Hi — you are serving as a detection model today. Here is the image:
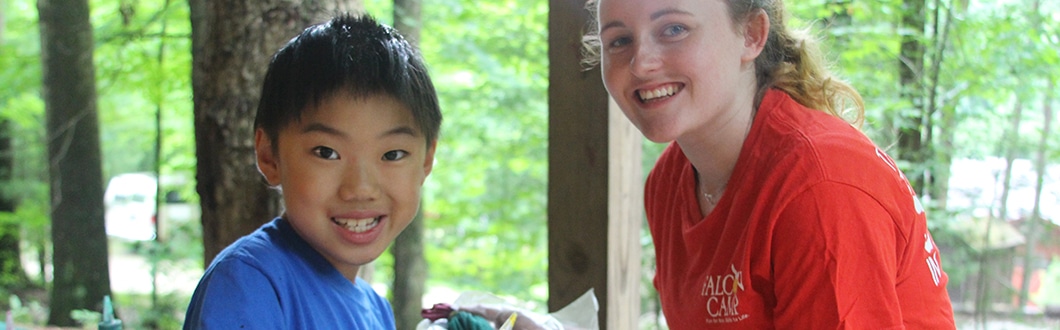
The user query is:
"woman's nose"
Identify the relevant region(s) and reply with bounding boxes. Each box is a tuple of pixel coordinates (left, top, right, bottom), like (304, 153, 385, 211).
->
(630, 42, 662, 78)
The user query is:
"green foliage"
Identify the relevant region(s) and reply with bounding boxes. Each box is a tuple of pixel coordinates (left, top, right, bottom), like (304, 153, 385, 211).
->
(365, 0, 551, 304)
(69, 308, 101, 329)
(113, 291, 189, 329)
(1034, 257, 1060, 307)
(90, 0, 196, 179)
(3, 294, 48, 326)
(2, 0, 197, 326)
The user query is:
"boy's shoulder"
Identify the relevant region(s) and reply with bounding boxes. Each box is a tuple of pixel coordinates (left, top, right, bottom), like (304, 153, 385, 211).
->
(207, 218, 289, 268)
(186, 217, 396, 329)
(204, 217, 343, 284)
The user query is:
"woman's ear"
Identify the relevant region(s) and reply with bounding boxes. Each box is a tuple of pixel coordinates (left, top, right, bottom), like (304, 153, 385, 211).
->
(255, 129, 282, 186)
(741, 9, 770, 62)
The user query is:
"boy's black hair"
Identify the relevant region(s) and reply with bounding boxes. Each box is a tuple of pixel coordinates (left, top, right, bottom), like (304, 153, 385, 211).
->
(255, 13, 442, 145)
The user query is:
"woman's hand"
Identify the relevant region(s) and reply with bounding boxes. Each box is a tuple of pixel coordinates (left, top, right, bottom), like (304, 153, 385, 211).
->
(458, 305, 551, 330)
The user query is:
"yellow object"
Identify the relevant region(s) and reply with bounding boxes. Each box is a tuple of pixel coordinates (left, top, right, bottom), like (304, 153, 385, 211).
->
(498, 313, 518, 330)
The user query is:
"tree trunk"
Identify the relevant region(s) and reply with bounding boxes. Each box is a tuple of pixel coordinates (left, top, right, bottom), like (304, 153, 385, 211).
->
(925, 0, 956, 206)
(188, 0, 362, 265)
(1018, 79, 1053, 311)
(897, 0, 927, 195)
(391, 210, 426, 329)
(0, 119, 30, 290)
(389, 2, 427, 328)
(997, 99, 1023, 222)
(1018, 0, 1050, 312)
(38, 0, 111, 325)
(975, 98, 1022, 327)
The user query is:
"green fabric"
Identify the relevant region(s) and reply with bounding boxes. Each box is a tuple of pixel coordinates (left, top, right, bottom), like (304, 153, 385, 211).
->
(447, 311, 494, 330)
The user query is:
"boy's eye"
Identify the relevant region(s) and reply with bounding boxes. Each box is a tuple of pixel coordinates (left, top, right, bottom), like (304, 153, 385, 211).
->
(313, 146, 340, 160)
(383, 150, 409, 161)
(662, 24, 687, 37)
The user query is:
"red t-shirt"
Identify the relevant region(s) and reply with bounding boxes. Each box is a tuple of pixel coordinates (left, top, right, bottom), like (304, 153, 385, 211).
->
(645, 90, 956, 329)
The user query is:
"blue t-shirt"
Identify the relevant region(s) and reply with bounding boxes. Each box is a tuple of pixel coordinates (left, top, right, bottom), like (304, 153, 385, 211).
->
(183, 217, 395, 329)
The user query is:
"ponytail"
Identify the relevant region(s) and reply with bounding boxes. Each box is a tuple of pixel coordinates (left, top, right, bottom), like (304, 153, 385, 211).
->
(748, 0, 864, 127)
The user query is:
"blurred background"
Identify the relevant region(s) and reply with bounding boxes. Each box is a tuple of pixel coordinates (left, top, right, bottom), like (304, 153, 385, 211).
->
(1, 0, 1059, 329)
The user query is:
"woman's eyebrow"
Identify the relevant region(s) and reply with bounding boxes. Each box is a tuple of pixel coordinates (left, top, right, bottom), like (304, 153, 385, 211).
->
(651, 8, 693, 21)
(600, 20, 626, 34)
(600, 7, 693, 34)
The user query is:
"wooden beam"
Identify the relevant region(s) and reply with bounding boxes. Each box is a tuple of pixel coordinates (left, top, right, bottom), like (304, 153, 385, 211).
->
(607, 98, 643, 328)
(548, 1, 642, 328)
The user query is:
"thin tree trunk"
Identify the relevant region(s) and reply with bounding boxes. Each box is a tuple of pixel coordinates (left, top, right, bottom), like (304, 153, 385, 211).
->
(976, 97, 1023, 328)
(1017, 0, 1051, 313)
(148, 3, 170, 324)
(1018, 79, 1053, 311)
(925, 0, 956, 206)
(188, 0, 362, 265)
(0, 119, 30, 290)
(390, 1, 427, 328)
(898, 0, 928, 195)
(38, 0, 111, 325)
(997, 99, 1023, 222)
(392, 210, 426, 329)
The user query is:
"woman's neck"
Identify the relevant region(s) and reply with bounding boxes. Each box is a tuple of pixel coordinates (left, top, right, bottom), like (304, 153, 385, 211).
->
(677, 94, 756, 204)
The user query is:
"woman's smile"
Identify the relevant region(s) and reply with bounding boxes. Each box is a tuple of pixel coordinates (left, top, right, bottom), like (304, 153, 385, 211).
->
(638, 82, 684, 104)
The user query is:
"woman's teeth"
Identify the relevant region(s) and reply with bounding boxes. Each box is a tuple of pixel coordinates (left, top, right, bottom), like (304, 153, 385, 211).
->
(332, 217, 380, 233)
(638, 85, 679, 102)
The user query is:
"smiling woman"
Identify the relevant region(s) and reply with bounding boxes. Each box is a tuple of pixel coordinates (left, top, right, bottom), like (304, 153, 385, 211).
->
(582, 0, 957, 328)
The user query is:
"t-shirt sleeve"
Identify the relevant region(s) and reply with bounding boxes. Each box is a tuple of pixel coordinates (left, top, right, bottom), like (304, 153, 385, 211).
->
(184, 258, 285, 329)
(770, 181, 906, 329)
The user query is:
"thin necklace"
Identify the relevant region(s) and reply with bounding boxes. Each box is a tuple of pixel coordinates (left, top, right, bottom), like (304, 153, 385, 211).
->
(696, 171, 727, 206)
(702, 184, 726, 206)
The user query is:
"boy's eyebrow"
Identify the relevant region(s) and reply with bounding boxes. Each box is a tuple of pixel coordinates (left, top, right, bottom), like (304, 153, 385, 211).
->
(382, 126, 420, 138)
(302, 123, 347, 137)
(302, 123, 420, 138)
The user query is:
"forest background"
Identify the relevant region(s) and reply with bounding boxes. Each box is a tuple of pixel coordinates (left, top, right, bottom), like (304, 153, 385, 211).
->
(1, 0, 1059, 329)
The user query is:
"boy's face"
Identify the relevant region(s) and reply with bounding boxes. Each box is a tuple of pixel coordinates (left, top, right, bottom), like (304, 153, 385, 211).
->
(255, 93, 435, 281)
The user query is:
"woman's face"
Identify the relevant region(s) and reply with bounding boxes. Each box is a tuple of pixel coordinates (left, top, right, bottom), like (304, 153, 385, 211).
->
(598, 0, 760, 143)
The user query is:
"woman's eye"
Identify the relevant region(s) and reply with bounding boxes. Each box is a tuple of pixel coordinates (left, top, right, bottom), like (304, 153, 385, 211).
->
(606, 36, 631, 50)
(662, 24, 687, 37)
(383, 150, 409, 161)
(313, 146, 340, 160)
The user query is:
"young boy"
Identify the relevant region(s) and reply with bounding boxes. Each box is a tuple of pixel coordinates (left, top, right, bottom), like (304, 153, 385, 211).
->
(183, 13, 441, 329)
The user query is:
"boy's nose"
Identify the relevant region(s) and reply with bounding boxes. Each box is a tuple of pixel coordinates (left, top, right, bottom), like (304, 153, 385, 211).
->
(339, 161, 379, 201)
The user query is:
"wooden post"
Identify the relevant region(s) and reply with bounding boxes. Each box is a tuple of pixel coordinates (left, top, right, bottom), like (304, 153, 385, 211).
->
(548, 1, 642, 328)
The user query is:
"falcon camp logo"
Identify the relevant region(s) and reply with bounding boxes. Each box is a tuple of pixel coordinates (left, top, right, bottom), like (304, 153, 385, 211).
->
(700, 264, 750, 324)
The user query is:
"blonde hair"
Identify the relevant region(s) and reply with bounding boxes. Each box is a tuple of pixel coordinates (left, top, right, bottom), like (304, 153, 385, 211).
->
(582, 0, 865, 128)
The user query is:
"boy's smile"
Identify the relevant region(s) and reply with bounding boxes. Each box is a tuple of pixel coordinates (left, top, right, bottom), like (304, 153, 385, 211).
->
(332, 215, 380, 233)
(255, 92, 435, 281)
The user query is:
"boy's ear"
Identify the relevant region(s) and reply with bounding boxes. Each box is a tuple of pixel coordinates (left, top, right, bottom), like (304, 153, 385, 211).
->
(741, 8, 770, 63)
(255, 129, 282, 186)
(421, 140, 437, 182)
